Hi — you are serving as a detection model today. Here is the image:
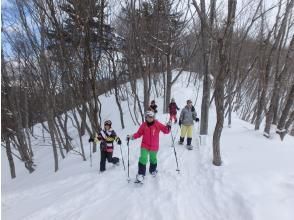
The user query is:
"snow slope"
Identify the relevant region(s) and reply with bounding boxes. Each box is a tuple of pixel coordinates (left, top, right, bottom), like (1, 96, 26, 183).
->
(2, 72, 294, 220)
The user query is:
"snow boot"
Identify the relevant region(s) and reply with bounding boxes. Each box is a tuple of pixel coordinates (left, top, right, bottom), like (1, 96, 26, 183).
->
(187, 137, 192, 146)
(112, 157, 120, 166)
(186, 138, 193, 150)
(138, 162, 146, 176)
(149, 163, 158, 177)
(178, 137, 184, 145)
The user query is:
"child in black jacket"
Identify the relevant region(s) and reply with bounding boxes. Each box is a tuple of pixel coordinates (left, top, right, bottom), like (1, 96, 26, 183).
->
(89, 120, 121, 172)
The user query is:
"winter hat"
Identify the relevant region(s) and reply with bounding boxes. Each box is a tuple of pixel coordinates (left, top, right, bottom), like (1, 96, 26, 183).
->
(151, 100, 155, 104)
(104, 120, 112, 126)
(171, 98, 175, 102)
(145, 110, 155, 118)
(187, 99, 192, 104)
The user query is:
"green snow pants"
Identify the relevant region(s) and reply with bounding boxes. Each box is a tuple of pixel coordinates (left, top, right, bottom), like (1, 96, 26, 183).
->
(139, 148, 157, 165)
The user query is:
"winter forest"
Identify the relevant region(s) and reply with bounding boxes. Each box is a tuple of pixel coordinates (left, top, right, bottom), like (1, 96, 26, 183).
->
(1, 0, 294, 219)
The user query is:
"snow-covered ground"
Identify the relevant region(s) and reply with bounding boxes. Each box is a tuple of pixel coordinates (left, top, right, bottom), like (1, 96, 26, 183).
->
(2, 72, 294, 220)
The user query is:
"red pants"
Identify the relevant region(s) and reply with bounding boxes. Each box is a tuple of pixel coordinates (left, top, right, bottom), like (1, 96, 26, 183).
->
(169, 114, 177, 122)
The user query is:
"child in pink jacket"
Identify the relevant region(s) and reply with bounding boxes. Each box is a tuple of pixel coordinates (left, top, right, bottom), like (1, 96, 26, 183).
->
(127, 111, 171, 183)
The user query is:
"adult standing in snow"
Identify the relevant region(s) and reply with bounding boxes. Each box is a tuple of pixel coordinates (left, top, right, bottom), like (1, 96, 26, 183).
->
(127, 111, 171, 183)
(89, 120, 122, 172)
(168, 98, 180, 123)
(149, 100, 158, 113)
(178, 100, 199, 148)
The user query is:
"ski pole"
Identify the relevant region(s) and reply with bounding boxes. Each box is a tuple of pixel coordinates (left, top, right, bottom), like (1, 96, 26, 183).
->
(127, 138, 130, 182)
(90, 142, 93, 167)
(197, 120, 201, 146)
(170, 126, 180, 173)
(119, 143, 126, 170)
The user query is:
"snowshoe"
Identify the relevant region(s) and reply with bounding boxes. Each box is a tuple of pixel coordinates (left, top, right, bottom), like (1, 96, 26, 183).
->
(186, 145, 193, 150)
(150, 170, 158, 177)
(134, 174, 144, 184)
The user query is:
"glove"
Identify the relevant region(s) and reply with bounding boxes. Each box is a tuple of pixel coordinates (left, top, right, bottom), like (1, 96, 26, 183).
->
(88, 137, 94, 143)
(166, 121, 172, 130)
(117, 138, 122, 145)
(195, 118, 199, 122)
(179, 120, 182, 127)
(126, 135, 133, 141)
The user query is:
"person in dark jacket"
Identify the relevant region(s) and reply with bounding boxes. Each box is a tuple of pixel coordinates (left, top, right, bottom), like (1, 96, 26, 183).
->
(168, 98, 180, 123)
(89, 120, 121, 172)
(149, 100, 158, 113)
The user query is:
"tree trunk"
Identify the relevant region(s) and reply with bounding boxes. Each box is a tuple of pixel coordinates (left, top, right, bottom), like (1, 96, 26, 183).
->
(192, 0, 214, 139)
(278, 111, 294, 140)
(263, 79, 279, 137)
(276, 85, 294, 138)
(165, 54, 172, 113)
(112, 56, 125, 129)
(143, 72, 150, 112)
(213, 81, 224, 166)
(264, 34, 294, 137)
(255, 83, 267, 130)
(47, 113, 59, 172)
(5, 138, 16, 179)
(80, 104, 87, 136)
(212, 0, 236, 166)
(72, 109, 86, 161)
(53, 121, 65, 159)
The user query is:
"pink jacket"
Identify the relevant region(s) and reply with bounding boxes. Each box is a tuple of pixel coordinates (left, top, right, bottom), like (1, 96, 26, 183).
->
(133, 120, 170, 151)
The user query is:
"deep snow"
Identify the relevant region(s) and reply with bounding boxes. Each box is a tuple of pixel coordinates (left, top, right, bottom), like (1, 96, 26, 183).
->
(2, 72, 294, 220)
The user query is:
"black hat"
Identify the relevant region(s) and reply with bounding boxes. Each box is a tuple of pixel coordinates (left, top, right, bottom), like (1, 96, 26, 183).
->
(104, 120, 112, 126)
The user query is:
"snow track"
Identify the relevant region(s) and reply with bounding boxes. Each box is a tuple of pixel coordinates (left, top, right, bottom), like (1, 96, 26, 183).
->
(3, 126, 252, 220)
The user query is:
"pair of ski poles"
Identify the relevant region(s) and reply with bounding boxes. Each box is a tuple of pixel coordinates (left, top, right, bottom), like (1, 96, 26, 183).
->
(166, 114, 181, 174)
(119, 138, 130, 182)
(165, 114, 181, 174)
(170, 119, 200, 173)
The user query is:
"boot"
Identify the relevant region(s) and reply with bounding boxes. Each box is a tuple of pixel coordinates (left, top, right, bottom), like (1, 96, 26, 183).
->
(112, 157, 120, 166)
(187, 137, 192, 146)
(187, 137, 193, 150)
(178, 137, 184, 145)
(149, 163, 157, 175)
(138, 162, 146, 176)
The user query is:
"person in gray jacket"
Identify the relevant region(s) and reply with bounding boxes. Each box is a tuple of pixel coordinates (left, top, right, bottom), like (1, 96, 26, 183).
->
(178, 100, 199, 148)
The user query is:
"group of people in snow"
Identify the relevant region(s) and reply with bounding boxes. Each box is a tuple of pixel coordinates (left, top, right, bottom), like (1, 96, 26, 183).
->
(89, 98, 199, 182)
